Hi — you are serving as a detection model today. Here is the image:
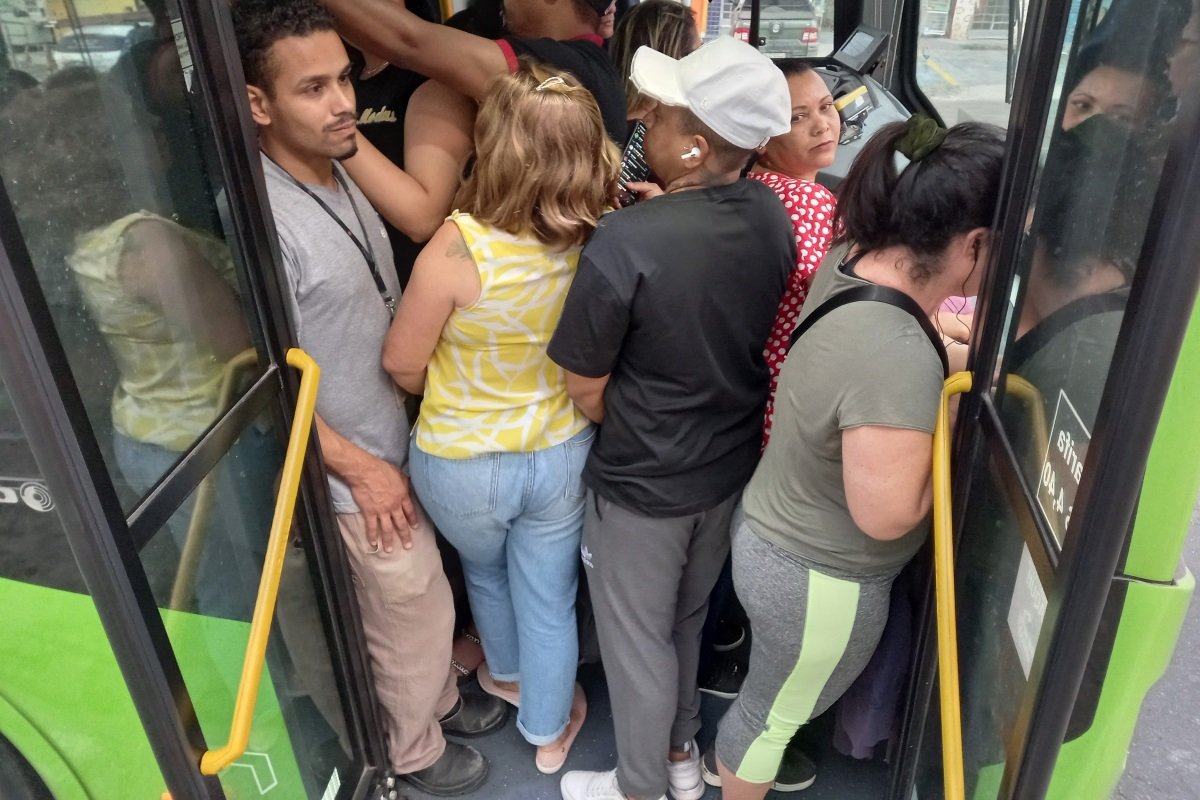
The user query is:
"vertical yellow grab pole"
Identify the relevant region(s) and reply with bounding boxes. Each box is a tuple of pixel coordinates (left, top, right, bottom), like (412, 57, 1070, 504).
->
(933, 371, 973, 800)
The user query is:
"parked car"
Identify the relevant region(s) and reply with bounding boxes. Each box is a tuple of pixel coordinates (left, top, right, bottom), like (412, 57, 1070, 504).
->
(735, 0, 822, 58)
(54, 24, 152, 73)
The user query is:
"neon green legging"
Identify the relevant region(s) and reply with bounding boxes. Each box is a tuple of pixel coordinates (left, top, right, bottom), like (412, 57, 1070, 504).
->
(715, 523, 896, 782)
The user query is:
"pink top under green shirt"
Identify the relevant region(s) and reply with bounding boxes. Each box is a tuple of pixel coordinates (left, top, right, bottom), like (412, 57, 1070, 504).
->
(749, 170, 838, 445)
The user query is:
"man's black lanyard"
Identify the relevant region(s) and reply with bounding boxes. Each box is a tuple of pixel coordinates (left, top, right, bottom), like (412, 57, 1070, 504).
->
(264, 153, 396, 318)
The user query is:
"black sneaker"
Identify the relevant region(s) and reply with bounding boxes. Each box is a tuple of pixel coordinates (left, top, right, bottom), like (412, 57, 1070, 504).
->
(774, 746, 817, 792)
(438, 693, 508, 737)
(712, 617, 746, 653)
(402, 741, 488, 796)
(700, 745, 816, 792)
(698, 655, 745, 699)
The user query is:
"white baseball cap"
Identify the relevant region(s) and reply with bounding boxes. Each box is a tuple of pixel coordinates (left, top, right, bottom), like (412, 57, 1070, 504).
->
(630, 36, 792, 150)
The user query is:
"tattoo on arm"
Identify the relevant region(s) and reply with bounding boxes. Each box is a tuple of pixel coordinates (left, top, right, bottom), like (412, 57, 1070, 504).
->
(445, 233, 472, 260)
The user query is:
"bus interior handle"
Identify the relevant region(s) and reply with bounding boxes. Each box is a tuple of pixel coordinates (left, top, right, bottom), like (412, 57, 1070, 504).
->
(934, 371, 973, 800)
(198, 348, 321, 776)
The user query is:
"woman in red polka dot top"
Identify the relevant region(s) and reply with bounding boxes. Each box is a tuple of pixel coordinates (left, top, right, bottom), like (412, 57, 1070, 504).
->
(749, 59, 841, 444)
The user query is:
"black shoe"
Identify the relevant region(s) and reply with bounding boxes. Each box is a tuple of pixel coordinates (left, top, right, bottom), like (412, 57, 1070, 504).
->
(774, 745, 817, 792)
(402, 741, 488, 796)
(698, 655, 746, 699)
(700, 745, 816, 792)
(712, 617, 746, 653)
(439, 692, 508, 737)
(700, 747, 721, 787)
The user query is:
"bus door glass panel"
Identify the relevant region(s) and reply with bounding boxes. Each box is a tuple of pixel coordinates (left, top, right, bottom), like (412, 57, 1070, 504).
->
(0, 0, 266, 514)
(149, 421, 355, 800)
(0, 2, 360, 797)
(0, 371, 169, 799)
(911, 0, 1194, 795)
(995, 0, 1185, 547)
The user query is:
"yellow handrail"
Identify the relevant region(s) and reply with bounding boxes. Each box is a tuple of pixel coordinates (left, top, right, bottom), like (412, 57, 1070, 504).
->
(933, 370, 972, 800)
(200, 348, 320, 775)
(170, 348, 260, 611)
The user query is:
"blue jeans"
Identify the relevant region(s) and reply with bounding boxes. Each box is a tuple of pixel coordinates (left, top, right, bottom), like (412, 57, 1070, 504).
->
(410, 426, 593, 745)
(114, 426, 277, 620)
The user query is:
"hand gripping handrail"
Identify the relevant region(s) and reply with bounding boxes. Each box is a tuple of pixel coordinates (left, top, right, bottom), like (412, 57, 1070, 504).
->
(199, 348, 320, 775)
(933, 371, 972, 800)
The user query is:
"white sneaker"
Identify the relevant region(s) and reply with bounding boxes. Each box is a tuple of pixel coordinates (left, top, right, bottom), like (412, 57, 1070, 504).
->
(666, 740, 704, 800)
(560, 769, 667, 800)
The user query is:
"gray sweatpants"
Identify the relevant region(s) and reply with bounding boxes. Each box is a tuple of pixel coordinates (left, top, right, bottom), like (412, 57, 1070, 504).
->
(583, 488, 740, 799)
(715, 518, 896, 783)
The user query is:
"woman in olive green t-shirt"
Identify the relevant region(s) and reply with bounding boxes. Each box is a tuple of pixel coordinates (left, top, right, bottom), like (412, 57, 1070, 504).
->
(705, 117, 1006, 800)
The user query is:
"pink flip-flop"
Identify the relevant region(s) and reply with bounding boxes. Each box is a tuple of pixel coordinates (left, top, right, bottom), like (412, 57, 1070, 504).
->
(477, 661, 521, 707)
(535, 684, 587, 775)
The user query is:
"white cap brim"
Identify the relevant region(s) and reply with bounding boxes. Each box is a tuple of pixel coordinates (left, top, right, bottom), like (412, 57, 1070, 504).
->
(630, 46, 688, 107)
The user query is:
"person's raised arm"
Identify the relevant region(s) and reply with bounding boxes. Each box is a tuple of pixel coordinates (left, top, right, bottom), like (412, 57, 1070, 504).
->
(323, 0, 508, 100)
(382, 219, 481, 394)
(842, 425, 934, 541)
(341, 80, 475, 242)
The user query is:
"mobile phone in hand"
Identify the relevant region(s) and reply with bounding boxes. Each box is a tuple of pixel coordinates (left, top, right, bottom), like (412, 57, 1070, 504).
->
(618, 120, 651, 207)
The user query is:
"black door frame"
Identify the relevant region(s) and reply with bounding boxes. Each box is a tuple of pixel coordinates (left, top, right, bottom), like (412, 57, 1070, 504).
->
(890, 0, 1200, 796)
(0, 0, 394, 796)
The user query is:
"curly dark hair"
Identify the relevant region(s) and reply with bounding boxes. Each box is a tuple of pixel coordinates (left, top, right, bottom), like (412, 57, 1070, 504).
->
(833, 120, 1006, 283)
(231, 0, 336, 94)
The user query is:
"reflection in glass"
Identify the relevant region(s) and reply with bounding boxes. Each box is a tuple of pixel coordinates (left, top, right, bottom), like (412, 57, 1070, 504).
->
(0, 377, 174, 797)
(149, 423, 354, 799)
(0, 1, 261, 513)
(1057, 5, 1184, 133)
(992, 0, 1191, 545)
(1003, 118, 1162, 542)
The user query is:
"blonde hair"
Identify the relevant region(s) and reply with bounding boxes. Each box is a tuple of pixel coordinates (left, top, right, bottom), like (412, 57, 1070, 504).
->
(454, 60, 620, 250)
(610, 0, 698, 114)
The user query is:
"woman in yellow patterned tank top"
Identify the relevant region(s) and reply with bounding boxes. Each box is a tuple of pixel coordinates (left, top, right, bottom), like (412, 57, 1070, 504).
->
(383, 61, 619, 774)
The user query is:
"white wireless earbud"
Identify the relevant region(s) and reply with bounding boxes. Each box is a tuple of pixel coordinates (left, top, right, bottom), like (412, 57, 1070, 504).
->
(681, 146, 701, 160)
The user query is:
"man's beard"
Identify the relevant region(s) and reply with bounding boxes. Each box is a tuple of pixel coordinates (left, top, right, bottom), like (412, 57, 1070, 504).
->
(335, 141, 360, 161)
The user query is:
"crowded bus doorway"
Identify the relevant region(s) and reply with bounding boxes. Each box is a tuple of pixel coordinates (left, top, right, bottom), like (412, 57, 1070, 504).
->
(0, 0, 1197, 798)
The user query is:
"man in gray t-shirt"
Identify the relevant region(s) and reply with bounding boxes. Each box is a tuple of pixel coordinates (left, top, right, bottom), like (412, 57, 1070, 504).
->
(234, 1, 503, 795)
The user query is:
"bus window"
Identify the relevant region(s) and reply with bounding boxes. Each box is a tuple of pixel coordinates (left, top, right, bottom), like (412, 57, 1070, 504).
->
(914, 0, 1032, 126)
(996, 0, 1189, 546)
(0, 0, 268, 515)
(712, 0, 837, 58)
(0, 371, 169, 799)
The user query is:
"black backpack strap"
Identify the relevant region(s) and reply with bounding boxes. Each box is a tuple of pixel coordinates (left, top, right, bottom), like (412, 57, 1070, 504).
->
(1008, 290, 1128, 370)
(788, 285, 950, 377)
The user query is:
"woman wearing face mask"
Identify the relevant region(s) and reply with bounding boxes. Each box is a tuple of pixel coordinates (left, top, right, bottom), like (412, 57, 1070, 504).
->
(749, 59, 841, 444)
(702, 117, 1006, 800)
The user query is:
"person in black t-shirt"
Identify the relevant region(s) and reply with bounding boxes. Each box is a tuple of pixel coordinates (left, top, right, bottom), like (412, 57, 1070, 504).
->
(546, 38, 794, 800)
(346, 50, 474, 288)
(345, 0, 444, 286)
(322, 0, 627, 143)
